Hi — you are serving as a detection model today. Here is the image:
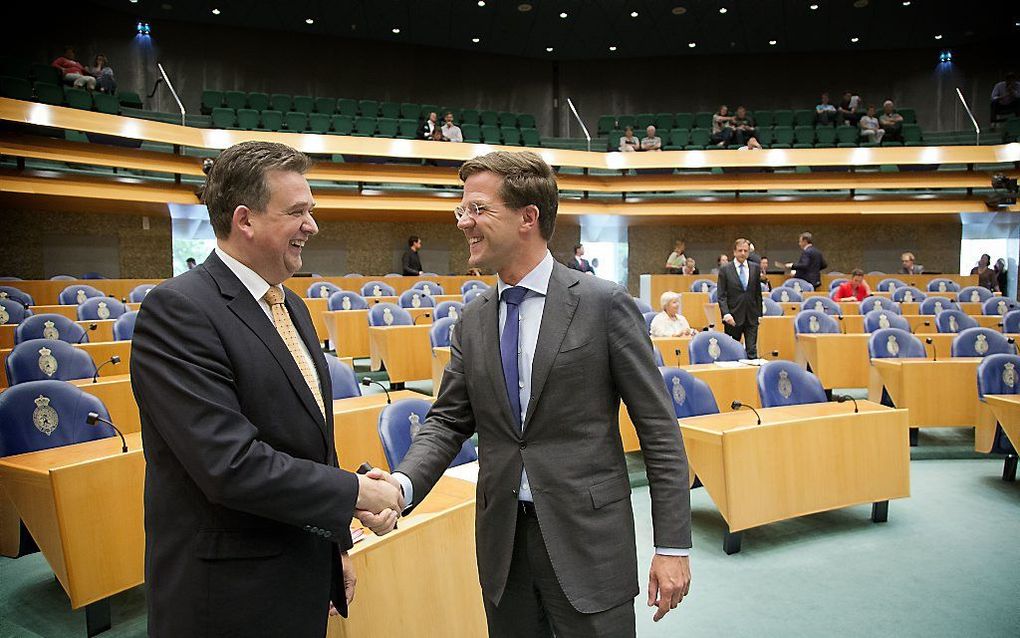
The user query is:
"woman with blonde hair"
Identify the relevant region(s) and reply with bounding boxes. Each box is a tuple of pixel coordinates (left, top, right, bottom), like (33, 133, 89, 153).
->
(650, 291, 697, 337)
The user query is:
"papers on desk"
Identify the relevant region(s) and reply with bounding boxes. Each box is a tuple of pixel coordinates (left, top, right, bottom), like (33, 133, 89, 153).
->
(443, 460, 479, 484)
(738, 358, 769, 366)
(350, 526, 366, 544)
(713, 361, 746, 368)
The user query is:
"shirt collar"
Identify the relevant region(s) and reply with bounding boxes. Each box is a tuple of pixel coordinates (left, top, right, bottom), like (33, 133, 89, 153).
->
(497, 251, 554, 299)
(215, 245, 280, 304)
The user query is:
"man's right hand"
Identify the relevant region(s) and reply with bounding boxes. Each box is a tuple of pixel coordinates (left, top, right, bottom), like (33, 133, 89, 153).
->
(356, 472, 404, 514)
(723, 313, 736, 326)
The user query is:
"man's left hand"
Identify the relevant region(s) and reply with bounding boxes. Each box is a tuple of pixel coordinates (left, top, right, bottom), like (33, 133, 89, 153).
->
(647, 554, 691, 622)
(342, 550, 356, 606)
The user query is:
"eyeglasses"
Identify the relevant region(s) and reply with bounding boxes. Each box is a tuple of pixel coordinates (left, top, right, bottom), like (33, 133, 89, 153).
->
(454, 201, 501, 221)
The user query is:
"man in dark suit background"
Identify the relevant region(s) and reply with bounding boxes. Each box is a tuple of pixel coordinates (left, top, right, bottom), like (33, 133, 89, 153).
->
(566, 242, 596, 274)
(786, 231, 827, 288)
(131, 141, 403, 637)
(401, 235, 424, 275)
(717, 237, 763, 358)
(360, 150, 692, 636)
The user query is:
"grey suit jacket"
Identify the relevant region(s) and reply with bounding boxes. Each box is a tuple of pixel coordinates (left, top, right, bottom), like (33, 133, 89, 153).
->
(397, 261, 691, 613)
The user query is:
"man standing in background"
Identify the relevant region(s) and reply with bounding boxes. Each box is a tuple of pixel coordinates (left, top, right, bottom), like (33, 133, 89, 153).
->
(787, 231, 827, 288)
(718, 238, 762, 358)
(566, 243, 596, 275)
(402, 235, 424, 276)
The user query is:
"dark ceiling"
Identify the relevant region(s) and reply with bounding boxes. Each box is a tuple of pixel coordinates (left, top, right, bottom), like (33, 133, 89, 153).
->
(88, 0, 1020, 61)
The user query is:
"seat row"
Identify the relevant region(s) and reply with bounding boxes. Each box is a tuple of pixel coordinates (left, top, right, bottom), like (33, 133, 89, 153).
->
(598, 108, 919, 135)
(609, 124, 923, 150)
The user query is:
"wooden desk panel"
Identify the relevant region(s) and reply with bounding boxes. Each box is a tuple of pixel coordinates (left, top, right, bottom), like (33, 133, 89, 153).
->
(432, 346, 451, 395)
(9, 279, 162, 306)
(868, 358, 982, 427)
(69, 374, 140, 435)
(368, 326, 433, 383)
(796, 334, 871, 389)
(652, 336, 692, 368)
(979, 395, 1020, 454)
(680, 293, 711, 330)
(323, 310, 370, 359)
(304, 298, 329, 343)
(759, 316, 796, 360)
(333, 390, 424, 472)
(29, 305, 78, 320)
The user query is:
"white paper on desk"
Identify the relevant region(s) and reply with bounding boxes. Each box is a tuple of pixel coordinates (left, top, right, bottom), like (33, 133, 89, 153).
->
(443, 460, 479, 484)
(713, 361, 745, 368)
(738, 358, 769, 366)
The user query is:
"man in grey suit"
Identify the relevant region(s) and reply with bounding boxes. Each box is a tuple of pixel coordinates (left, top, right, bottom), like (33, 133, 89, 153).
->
(361, 151, 691, 636)
(717, 238, 763, 358)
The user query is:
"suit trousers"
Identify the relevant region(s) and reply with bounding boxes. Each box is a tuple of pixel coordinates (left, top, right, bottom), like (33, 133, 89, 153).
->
(483, 505, 636, 638)
(724, 320, 759, 358)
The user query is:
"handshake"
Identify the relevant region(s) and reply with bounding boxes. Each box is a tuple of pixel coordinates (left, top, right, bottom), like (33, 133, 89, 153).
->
(354, 468, 405, 536)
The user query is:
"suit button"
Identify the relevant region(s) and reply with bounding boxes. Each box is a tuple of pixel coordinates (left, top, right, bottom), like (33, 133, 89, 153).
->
(519, 442, 527, 450)
(324, 530, 332, 538)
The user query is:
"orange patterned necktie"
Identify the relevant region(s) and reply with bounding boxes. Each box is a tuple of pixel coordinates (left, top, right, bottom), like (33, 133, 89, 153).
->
(263, 287, 326, 422)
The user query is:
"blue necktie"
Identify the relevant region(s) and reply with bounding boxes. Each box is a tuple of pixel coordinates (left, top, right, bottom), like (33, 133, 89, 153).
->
(500, 286, 528, 428)
(739, 263, 747, 289)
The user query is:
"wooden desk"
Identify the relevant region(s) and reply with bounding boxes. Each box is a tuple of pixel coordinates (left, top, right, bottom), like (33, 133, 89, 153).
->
(652, 336, 692, 368)
(323, 310, 370, 359)
(977, 394, 1020, 455)
(432, 346, 451, 395)
(759, 316, 796, 360)
(0, 317, 119, 351)
(69, 374, 140, 435)
(869, 358, 982, 438)
(304, 297, 329, 343)
(680, 401, 910, 553)
(368, 325, 433, 385)
(796, 334, 870, 389)
(2, 278, 162, 306)
(333, 390, 424, 472)
(0, 432, 145, 635)
(680, 292, 710, 330)
(28, 305, 78, 320)
(0, 339, 129, 389)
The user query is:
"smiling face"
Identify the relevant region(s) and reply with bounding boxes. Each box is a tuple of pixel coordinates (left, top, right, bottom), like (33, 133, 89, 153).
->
(666, 297, 680, 317)
(235, 170, 318, 285)
(457, 172, 531, 273)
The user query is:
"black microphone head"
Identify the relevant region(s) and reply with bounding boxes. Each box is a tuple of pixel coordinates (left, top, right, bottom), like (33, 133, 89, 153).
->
(89, 323, 97, 330)
(111, 355, 121, 364)
(730, 400, 741, 409)
(675, 348, 682, 355)
(771, 350, 779, 357)
(361, 377, 371, 386)
(1009, 338, 1016, 345)
(836, 395, 847, 403)
(925, 337, 933, 344)
(86, 411, 99, 425)
(708, 323, 716, 329)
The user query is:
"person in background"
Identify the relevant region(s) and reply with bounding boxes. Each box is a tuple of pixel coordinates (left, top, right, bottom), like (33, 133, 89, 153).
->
(786, 231, 827, 288)
(730, 106, 758, 147)
(815, 92, 837, 126)
(87, 53, 116, 93)
(681, 257, 699, 276)
(832, 269, 871, 302)
(185, 257, 197, 270)
(51, 46, 96, 90)
(567, 243, 596, 275)
(650, 291, 698, 337)
(641, 125, 662, 151)
(859, 105, 885, 144)
(711, 254, 729, 275)
(430, 126, 446, 142)
(419, 111, 439, 140)
(619, 126, 640, 152)
(402, 235, 424, 276)
(716, 238, 762, 357)
(441, 112, 463, 143)
(971, 254, 998, 291)
(466, 267, 483, 276)
(990, 72, 1020, 125)
(710, 105, 734, 148)
(736, 136, 763, 151)
(759, 256, 772, 292)
(747, 242, 762, 264)
(665, 239, 687, 274)
(837, 91, 861, 127)
(995, 258, 1008, 295)
(900, 252, 922, 275)
(879, 101, 904, 142)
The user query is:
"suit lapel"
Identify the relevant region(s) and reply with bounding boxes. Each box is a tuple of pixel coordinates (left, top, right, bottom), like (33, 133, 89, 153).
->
(477, 286, 521, 436)
(525, 264, 579, 425)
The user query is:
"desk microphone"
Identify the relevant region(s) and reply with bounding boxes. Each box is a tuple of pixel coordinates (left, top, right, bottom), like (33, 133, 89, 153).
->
(92, 355, 121, 383)
(835, 394, 859, 413)
(925, 337, 937, 361)
(910, 320, 931, 335)
(770, 350, 780, 359)
(837, 315, 845, 334)
(1009, 337, 1017, 355)
(730, 400, 761, 425)
(85, 412, 128, 453)
(412, 312, 432, 325)
(361, 377, 392, 404)
(120, 297, 128, 304)
(77, 323, 98, 343)
(674, 348, 683, 367)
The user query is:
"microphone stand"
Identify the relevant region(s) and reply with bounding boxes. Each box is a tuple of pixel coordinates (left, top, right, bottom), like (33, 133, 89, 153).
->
(836, 394, 859, 413)
(730, 400, 762, 425)
(925, 337, 937, 361)
(361, 377, 392, 404)
(92, 355, 121, 383)
(85, 412, 128, 453)
(77, 323, 98, 343)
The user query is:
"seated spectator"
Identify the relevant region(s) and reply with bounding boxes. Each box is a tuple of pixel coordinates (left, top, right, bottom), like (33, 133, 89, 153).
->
(747, 242, 762, 264)
(681, 257, 700, 276)
(990, 72, 1020, 125)
(900, 252, 922, 275)
(418, 111, 439, 140)
(619, 126, 640, 152)
(431, 126, 446, 142)
(87, 53, 116, 93)
(736, 136, 762, 151)
(730, 106, 758, 147)
(466, 267, 483, 276)
(837, 91, 861, 126)
(815, 92, 837, 126)
(879, 101, 904, 141)
(759, 256, 772, 292)
(832, 269, 871, 302)
(995, 258, 1007, 294)
(710, 105, 734, 147)
(971, 254, 998, 291)
(441, 112, 463, 143)
(640, 125, 662, 151)
(665, 239, 687, 274)
(650, 291, 698, 337)
(51, 46, 96, 90)
(858, 105, 884, 144)
(711, 254, 729, 275)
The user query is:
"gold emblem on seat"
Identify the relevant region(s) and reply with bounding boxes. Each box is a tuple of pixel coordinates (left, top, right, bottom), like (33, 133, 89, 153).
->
(813, 301, 824, 312)
(808, 315, 820, 333)
(949, 315, 959, 332)
(341, 296, 352, 311)
(778, 370, 793, 399)
(975, 334, 989, 355)
(874, 299, 883, 310)
(448, 307, 459, 320)
(887, 335, 900, 356)
(792, 282, 802, 293)
(76, 289, 87, 304)
(997, 300, 1008, 315)
(671, 376, 686, 406)
(448, 324, 455, 344)
(38, 347, 58, 377)
(318, 285, 330, 299)
(701, 283, 710, 293)
(0, 305, 8, 325)
(411, 293, 422, 308)
(372, 285, 382, 297)
(43, 320, 59, 340)
(878, 314, 891, 329)
(1003, 363, 1017, 388)
(97, 301, 110, 320)
(707, 337, 721, 360)
(422, 285, 432, 296)
(780, 290, 790, 302)
(382, 307, 394, 326)
(33, 395, 59, 435)
(970, 290, 980, 303)
(904, 290, 914, 303)
(934, 301, 944, 313)
(408, 412, 422, 438)
(938, 281, 948, 293)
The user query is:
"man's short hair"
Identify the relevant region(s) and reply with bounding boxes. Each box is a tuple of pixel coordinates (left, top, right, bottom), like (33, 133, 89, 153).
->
(574, 243, 583, 254)
(203, 141, 311, 240)
(186, 257, 196, 264)
(734, 238, 750, 249)
(408, 235, 420, 247)
(851, 268, 865, 277)
(459, 151, 558, 241)
(901, 252, 914, 261)
(799, 232, 813, 244)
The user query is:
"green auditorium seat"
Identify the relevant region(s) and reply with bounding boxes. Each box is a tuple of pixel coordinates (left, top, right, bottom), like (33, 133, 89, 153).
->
(236, 108, 259, 130)
(439, 106, 455, 119)
(835, 126, 859, 147)
(597, 115, 616, 136)
(481, 124, 502, 143)
(330, 114, 354, 135)
(498, 111, 516, 127)
(480, 110, 499, 126)
(92, 92, 119, 115)
(260, 110, 284, 131)
(771, 126, 794, 149)
(1004, 118, 1020, 143)
(211, 107, 236, 129)
(881, 139, 904, 147)
(201, 90, 224, 114)
(380, 102, 401, 119)
(902, 123, 923, 146)
(607, 129, 623, 151)
(694, 112, 713, 130)
(772, 110, 794, 127)
(517, 113, 536, 129)
(307, 113, 330, 134)
(635, 113, 655, 129)
(687, 129, 711, 149)
(755, 110, 773, 127)
(520, 127, 540, 147)
(400, 102, 420, 119)
(757, 126, 773, 146)
(33, 82, 64, 106)
(0, 76, 32, 101)
(420, 104, 440, 118)
(376, 118, 399, 138)
(270, 93, 291, 113)
(617, 115, 635, 130)
(462, 123, 482, 143)
(315, 97, 337, 114)
(793, 125, 815, 148)
(899, 108, 917, 124)
(64, 87, 92, 110)
(655, 113, 674, 130)
(292, 96, 315, 114)
(285, 111, 308, 131)
(30, 63, 61, 86)
(221, 91, 244, 111)
(501, 126, 521, 145)
(64, 129, 89, 144)
(814, 126, 836, 147)
(673, 113, 694, 130)
(337, 98, 358, 117)
(666, 129, 690, 150)
(460, 109, 480, 125)
(397, 119, 417, 139)
(793, 109, 815, 127)
(353, 116, 376, 136)
(117, 91, 143, 109)
(358, 100, 379, 117)
(247, 92, 269, 111)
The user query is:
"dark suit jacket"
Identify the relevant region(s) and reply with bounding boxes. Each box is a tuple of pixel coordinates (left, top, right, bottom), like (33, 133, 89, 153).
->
(565, 256, 595, 274)
(131, 251, 359, 637)
(792, 244, 828, 287)
(396, 261, 691, 613)
(717, 260, 763, 326)
(401, 249, 423, 276)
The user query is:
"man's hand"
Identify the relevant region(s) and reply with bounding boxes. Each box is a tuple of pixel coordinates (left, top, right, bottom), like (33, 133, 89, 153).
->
(342, 550, 356, 605)
(723, 313, 736, 327)
(356, 508, 399, 536)
(647, 555, 691, 622)
(355, 470, 404, 514)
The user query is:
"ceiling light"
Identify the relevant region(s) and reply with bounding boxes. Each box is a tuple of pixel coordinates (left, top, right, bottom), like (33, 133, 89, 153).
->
(129, 0, 137, 3)
(478, 0, 486, 5)
(688, 42, 696, 48)
(902, 1, 911, 5)
(559, 12, 568, 18)
(211, 8, 220, 15)
(546, 47, 554, 52)
(517, 3, 532, 12)
(853, 0, 868, 7)
(609, 45, 617, 51)
(305, 18, 314, 24)
(392, 28, 400, 34)
(934, 34, 943, 40)
(850, 36, 859, 43)
(809, 3, 818, 9)
(630, 11, 639, 17)
(769, 40, 777, 45)
(472, 37, 480, 43)
(672, 6, 687, 15)
(719, 7, 728, 13)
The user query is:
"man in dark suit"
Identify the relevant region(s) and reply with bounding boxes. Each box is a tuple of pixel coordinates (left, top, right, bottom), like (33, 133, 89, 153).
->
(360, 151, 692, 636)
(786, 231, 827, 288)
(401, 235, 424, 275)
(717, 238, 763, 358)
(131, 141, 402, 637)
(565, 243, 596, 274)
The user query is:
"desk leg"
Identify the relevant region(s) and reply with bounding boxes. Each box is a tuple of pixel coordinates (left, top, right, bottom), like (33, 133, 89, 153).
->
(390, 382, 405, 390)
(871, 501, 889, 523)
(1003, 455, 1018, 482)
(86, 599, 111, 637)
(909, 428, 919, 447)
(723, 531, 742, 555)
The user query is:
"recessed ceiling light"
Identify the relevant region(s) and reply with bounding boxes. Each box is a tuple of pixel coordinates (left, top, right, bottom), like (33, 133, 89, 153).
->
(129, 0, 137, 3)
(559, 12, 568, 18)
(630, 11, 639, 17)
(688, 42, 696, 48)
(850, 36, 859, 43)
(809, 3, 818, 9)
(305, 18, 314, 24)
(392, 28, 400, 34)
(853, 0, 868, 7)
(517, 3, 532, 12)
(719, 7, 728, 13)
(546, 47, 554, 52)
(609, 45, 617, 51)
(672, 7, 687, 16)
(934, 34, 943, 40)
(211, 8, 220, 15)
(769, 40, 777, 45)
(472, 37, 480, 43)
(478, 0, 486, 5)
(902, 1, 911, 5)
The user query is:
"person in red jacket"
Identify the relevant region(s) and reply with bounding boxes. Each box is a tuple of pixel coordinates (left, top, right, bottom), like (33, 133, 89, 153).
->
(51, 46, 96, 90)
(832, 269, 871, 302)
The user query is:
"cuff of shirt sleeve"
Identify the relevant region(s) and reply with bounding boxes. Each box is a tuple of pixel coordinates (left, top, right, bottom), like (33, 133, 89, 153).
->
(655, 547, 691, 557)
(393, 472, 414, 512)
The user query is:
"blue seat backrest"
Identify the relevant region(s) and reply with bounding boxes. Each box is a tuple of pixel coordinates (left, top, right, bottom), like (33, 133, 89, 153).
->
(794, 309, 840, 334)
(434, 301, 464, 321)
(128, 284, 155, 302)
(377, 398, 477, 470)
(977, 354, 1020, 397)
(863, 309, 910, 333)
(307, 281, 341, 299)
(0, 380, 116, 456)
(328, 291, 369, 311)
(463, 289, 484, 303)
(58, 284, 104, 305)
(361, 281, 396, 297)
(368, 303, 413, 327)
(868, 328, 926, 358)
(958, 286, 992, 304)
(983, 296, 1019, 316)
(77, 296, 127, 321)
(643, 311, 658, 335)
(6, 339, 97, 385)
(411, 281, 444, 296)
(399, 289, 436, 309)
(689, 331, 747, 364)
(782, 278, 815, 293)
(800, 297, 841, 316)
(891, 286, 926, 303)
(659, 367, 720, 418)
(15, 314, 86, 345)
(632, 298, 654, 314)
(761, 298, 783, 316)
(919, 296, 955, 315)
(460, 279, 489, 295)
(927, 278, 960, 293)
(951, 327, 1013, 358)
(757, 360, 827, 407)
(325, 354, 361, 399)
(690, 279, 715, 293)
(934, 309, 978, 334)
(860, 295, 900, 315)
(113, 311, 138, 341)
(1002, 309, 1020, 334)
(0, 298, 31, 325)
(828, 278, 848, 291)
(771, 288, 802, 303)
(430, 317, 456, 348)
(653, 347, 664, 366)
(877, 278, 906, 292)
(0, 286, 34, 306)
